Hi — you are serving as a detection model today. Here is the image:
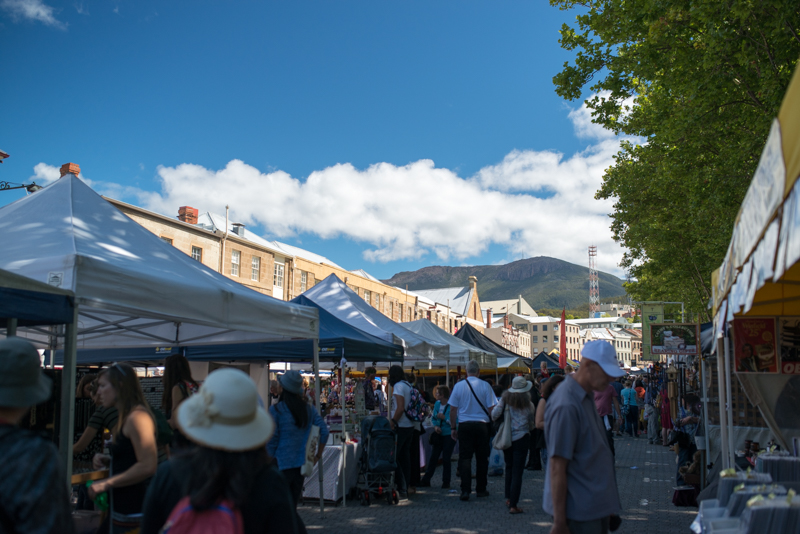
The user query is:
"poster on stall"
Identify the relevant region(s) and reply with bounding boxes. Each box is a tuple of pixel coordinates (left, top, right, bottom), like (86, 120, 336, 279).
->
(641, 303, 664, 361)
(778, 318, 800, 374)
(732, 317, 779, 373)
(650, 323, 699, 355)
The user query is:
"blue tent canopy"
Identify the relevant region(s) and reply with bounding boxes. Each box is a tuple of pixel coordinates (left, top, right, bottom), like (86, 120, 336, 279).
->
(531, 351, 561, 370)
(453, 323, 522, 360)
(0, 268, 75, 328)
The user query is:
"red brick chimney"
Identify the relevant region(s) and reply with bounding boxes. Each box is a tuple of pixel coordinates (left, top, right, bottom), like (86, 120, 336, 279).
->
(486, 308, 492, 329)
(178, 206, 198, 224)
(60, 163, 80, 177)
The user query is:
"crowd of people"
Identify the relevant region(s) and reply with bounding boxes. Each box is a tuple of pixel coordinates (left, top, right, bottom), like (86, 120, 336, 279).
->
(0, 334, 704, 534)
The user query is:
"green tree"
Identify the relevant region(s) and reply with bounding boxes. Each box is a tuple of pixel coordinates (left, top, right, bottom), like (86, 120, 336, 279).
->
(551, 0, 800, 321)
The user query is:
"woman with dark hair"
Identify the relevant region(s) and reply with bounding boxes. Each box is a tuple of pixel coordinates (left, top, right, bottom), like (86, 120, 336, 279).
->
(388, 364, 415, 499)
(492, 377, 536, 514)
(141, 368, 300, 534)
(89, 363, 158, 534)
(419, 385, 455, 489)
(77, 373, 98, 399)
(535, 374, 564, 472)
(268, 371, 329, 509)
(162, 354, 199, 428)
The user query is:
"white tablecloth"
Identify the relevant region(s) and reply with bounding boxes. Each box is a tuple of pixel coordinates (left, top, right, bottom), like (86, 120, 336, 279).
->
(302, 442, 361, 503)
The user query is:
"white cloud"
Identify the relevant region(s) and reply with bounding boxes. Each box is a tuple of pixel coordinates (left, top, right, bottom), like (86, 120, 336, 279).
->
(1, 0, 65, 29)
(30, 98, 634, 276)
(31, 162, 93, 188)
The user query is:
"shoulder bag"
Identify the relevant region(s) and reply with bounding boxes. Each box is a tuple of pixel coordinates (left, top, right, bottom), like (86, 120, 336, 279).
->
(465, 378, 496, 438)
(300, 406, 321, 477)
(493, 406, 513, 450)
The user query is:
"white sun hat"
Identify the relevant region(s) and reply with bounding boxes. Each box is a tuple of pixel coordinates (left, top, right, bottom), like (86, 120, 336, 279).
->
(508, 376, 532, 394)
(176, 367, 274, 451)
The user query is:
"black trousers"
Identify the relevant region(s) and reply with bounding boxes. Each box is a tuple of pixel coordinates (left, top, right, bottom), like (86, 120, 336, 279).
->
(503, 433, 530, 508)
(421, 434, 456, 485)
(281, 467, 304, 509)
(395, 427, 414, 493)
(527, 428, 543, 469)
(457, 422, 491, 494)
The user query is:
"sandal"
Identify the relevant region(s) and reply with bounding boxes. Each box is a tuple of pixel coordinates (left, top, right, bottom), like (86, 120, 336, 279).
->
(509, 507, 524, 514)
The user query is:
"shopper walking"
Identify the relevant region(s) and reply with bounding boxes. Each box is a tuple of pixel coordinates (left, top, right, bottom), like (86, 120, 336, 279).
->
(0, 338, 74, 534)
(620, 380, 639, 437)
(419, 385, 456, 489)
(660, 387, 673, 446)
(543, 340, 624, 534)
(141, 368, 300, 534)
(535, 374, 564, 472)
(449, 360, 497, 501)
(162, 354, 199, 429)
(388, 365, 416, 499)
(492, 376, 536, 514)
(526, 378, 543, 471)
(268, 370, 329, 509)
(89, 363, 158, 534)
(593, 382, 622, 458)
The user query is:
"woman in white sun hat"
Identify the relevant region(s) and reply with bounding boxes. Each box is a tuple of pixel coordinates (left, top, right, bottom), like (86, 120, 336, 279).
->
(491, 376, 536, 515)
(140, 368, 301, 534)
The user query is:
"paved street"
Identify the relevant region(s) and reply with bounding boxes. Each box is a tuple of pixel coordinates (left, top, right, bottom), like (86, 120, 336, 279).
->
(298, 433, 698, 533)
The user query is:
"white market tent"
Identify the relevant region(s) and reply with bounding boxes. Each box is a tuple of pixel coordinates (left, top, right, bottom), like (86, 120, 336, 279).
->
(0, 175, 320, 480)
(711, 62, 800, 468)
(403, 318, 496, 371)
(301, 274, 449, 364)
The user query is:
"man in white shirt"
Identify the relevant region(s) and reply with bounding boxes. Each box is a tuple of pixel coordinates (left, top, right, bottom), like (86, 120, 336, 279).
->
(388, 365, 416, 499)
(449, 360, 497, 501)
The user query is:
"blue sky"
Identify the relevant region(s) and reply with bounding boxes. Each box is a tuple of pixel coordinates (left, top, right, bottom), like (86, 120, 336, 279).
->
(1, 1, 629, 279)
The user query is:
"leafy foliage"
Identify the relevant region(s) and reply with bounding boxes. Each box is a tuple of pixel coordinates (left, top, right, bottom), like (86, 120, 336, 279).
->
(551, 0, 800, 321)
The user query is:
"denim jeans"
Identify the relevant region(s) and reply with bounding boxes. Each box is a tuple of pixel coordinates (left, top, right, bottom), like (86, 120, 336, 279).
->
(540, 446, 549, 472)
(502, 433, 530, 508)
(395, 427, 414, 493)
(625, 405, 639, 437)
(421, 433, 456, 485)
(457, 421, 491, 494)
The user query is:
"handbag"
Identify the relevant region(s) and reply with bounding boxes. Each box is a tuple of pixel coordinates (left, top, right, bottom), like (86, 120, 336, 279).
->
(465, 377, 496, 438)
(492, 406, 513, 450)
(429, 429, 443, 447)
(300, 407, 321, 477)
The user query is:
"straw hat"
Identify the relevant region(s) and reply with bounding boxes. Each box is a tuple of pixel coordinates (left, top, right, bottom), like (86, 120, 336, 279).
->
(508, 376, 532, 394)
(176, 368, 274, 451)
(0, 338, 51, 407)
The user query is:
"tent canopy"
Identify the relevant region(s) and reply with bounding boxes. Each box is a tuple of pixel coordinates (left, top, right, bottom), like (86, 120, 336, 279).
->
(454, 323, 523, 361)
(300, 274, 448, 363)
(402, 319, 496, 369)
(0, 268, 75, 327)
(531, 351, 560, 370)
(0, 175, 319, 349)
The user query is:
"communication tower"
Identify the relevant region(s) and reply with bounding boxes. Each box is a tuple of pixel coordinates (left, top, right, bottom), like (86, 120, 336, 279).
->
(589, 246, 599, 316)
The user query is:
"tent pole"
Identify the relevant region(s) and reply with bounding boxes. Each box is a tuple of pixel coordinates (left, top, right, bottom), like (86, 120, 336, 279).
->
(724, 334, 735, 469)
(59, 306, 79, 488)
(341, 354, 346, 507)
(718, 336, 730, 469)
(313, 339, 324, 513)
(6, 318, 17, 337)
(446, 361, 450, 387)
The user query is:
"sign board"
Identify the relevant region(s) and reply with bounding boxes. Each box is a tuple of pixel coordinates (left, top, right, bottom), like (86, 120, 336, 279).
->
(650, 323, 699, 355)
(732, 317, 779, 373)
(641, 303, 664, 361)
(778, 318, 800, 374)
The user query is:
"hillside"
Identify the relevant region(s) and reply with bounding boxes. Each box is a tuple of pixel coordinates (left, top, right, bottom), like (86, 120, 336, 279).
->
(383, 256, 628, 312)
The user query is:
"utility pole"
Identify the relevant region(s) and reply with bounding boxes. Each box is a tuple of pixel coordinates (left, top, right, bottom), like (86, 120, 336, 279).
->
(589, 245, 599, 317)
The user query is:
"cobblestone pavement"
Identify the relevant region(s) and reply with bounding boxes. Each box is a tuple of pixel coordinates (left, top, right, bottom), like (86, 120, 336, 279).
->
(297, 433, 699, 533)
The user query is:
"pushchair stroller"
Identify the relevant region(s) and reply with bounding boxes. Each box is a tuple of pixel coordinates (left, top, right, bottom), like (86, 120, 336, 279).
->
(356, 415, 399, 505)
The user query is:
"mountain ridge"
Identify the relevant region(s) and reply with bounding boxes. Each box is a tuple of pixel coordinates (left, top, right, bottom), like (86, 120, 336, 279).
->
(382, 256, 628, 311)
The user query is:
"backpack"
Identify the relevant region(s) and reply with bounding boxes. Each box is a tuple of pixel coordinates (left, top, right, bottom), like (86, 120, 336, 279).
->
(160, 496, 243, 534)
(402, 381, 430, 422)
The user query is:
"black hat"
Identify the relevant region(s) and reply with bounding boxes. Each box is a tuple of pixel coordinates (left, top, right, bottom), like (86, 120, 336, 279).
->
(0, 338, 51, 407)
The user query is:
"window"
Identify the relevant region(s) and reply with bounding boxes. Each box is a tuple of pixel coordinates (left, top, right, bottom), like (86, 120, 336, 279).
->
(160, 236, 173, 245)
(532, 336, 538, 343)
(374, 294, 379, 307)
(543, 336, 548, 343)
(543, 325, 548, 332)
(251, 256, 260, 281)
(364, 289, 371, 303)
(554, 324, 559, 331)
(533, 347, 538, 353)
(231, 250, 241, 276)
(532, 325, 538, 332)
(191, 246, 202, 262)
(300, 271, 307, 292)
(273, 263, 284, 288)
(554, 335, 559, 342)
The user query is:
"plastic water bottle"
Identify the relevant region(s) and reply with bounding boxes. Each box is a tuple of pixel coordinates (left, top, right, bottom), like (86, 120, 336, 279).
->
(86, 481, 109, 511)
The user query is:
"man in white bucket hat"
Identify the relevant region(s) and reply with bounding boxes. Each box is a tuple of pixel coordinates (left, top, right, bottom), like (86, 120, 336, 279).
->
(543, 340, 624, 534)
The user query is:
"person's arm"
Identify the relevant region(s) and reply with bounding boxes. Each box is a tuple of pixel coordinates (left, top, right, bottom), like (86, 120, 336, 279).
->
(267, 405, 280, 458)
(312, 406, 328, 459)
(491, 398, 504, 420)
(613, 397, 622, 423)
(449, 405, 459, 441)
(72, 426, 99, 454)
(168, 384, 186, 428)
(391, 391, 405, 430)
(535, 398, 546, 430)
(89, 410, 158, 498)
(549, 456, 571, 534)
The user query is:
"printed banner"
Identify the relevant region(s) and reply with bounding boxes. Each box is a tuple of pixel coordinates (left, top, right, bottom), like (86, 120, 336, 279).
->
(650, 323, 699, 355)
(641, 303, 664, 361)
(732, 317, 779, 373)
(778, 318, 800, 375)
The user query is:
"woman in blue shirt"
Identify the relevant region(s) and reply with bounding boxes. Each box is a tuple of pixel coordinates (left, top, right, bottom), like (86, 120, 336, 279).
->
(268, 371, 329, 509)
(418, 385, 456, 489)
(621, 380, 639, 437)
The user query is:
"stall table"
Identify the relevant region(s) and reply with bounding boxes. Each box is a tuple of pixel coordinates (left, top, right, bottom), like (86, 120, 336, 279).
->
(302, 442, 361, 503)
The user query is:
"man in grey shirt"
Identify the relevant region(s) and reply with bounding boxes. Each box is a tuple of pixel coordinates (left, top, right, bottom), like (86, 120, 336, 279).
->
(543, 340, 625, 534)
